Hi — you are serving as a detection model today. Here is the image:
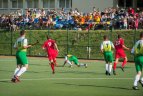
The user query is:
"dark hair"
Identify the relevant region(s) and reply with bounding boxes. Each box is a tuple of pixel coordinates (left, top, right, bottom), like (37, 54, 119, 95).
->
(140, 32, 143, 38)
(65, 54, 67, 56)
(20, 30, 26, 36)
(46, 35, 50, 40)
(117, 34, 121, 39)
(103, 35, 108, 40)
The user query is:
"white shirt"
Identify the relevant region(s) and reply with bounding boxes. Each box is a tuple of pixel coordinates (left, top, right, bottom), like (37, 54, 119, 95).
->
(14, 36, 27, 48)
(100, 40, 114, 50)
(131, 40, 143, 54)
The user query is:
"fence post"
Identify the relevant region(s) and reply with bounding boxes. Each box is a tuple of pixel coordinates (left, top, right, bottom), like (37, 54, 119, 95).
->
(29, 31, 31, 56)
(134, 29, 137, 44)
(110, 26, 113, 41)
(87, 29, 91, 59)
(133, 29, 137, 60)
(48, 26, 50, 35)
(67, 25, 69, 54)
(10, 30, 13, 55)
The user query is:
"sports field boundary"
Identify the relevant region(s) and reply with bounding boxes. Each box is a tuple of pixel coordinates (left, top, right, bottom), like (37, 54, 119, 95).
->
(0, 56, 134, 63)
(0, 78, 134, 81)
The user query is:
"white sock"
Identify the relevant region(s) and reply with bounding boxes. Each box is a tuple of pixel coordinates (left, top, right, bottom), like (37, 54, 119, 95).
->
(134, 75, 140, 86)
(109, 64, 112, 73)
(106, 64, 108, 72)
(67, 61, 72, 66)
(141, 77, 143, 83)
(16, 67, 27, 77)
(14, 68, 20, 76)
(79, 63, 85, 66)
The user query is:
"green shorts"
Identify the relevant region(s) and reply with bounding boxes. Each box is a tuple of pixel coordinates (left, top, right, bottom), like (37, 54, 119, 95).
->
(69, 56, 79, 65)
(135, 56, 143, 72)
(16, 51, 28, 65)
(103, 51, 113, 63)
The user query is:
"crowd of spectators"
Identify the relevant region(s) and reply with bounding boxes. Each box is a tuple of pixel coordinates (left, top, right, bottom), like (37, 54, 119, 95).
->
(0, 7, 143, 31)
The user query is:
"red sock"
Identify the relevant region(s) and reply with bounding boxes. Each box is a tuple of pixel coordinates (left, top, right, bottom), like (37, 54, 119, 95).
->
(50, 63, 55, 72)
(53, 60, 57, 66)
(122, 60, 127, 68)
(113, 62, 117, 70)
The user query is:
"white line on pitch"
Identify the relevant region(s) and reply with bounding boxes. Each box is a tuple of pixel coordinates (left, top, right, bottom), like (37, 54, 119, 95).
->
(0, 78, 133, 81)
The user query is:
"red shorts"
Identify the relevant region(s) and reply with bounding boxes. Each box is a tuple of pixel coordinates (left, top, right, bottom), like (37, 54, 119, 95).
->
(47, 50, 58, 61)
(115, 51, 126, 59)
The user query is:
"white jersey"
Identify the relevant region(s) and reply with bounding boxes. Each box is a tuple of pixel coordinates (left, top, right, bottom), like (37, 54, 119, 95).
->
(14, 36, 28, 52)
(131, 40, 143, 55)
(100, 40, 114, 52)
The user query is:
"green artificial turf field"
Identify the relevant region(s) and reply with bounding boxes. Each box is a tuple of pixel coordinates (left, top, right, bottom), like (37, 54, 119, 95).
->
(0, 56, 142, 96)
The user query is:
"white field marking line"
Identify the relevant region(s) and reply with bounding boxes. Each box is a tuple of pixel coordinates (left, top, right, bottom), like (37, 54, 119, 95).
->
(0, 60, 15, 61)
(0, 78, 133, 81)
(0, 60, 48, 62)
(0, 59, 48, 61)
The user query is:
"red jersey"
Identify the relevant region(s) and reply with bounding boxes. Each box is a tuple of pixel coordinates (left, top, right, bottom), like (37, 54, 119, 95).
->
(43, 39, 55, 51)
(42, 39, 58, 58)
(114, 38, 124, 52)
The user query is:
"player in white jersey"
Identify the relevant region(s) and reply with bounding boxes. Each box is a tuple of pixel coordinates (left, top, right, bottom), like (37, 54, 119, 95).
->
(131, 32, 143, 90)
(100, 35, 115, 75)
(11, 30, 32, 83)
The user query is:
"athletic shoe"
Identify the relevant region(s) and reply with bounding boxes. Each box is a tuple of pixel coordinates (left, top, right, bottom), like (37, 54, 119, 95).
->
(108, 73, 111, 76)
(11, 78, 16, 83)
(69, 65, 72, 68)
(120, 67, 124, 72)
(14, 76, 20, 82)
(52, 71, 55, 74)
(132, 86, 139, 90)
(113, 70, 117, 75)
(84, 64, 87, 68)
(139, 80, 143, 87)
(105, 71, 108, 75)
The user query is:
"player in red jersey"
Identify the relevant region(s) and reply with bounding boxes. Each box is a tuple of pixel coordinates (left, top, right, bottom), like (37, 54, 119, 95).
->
(113, 34, 130, 75)
(42, 36, 59, 74)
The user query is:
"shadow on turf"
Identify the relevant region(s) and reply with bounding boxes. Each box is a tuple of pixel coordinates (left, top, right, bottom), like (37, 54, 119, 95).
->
(30, 63, 48, 66)
(0, 80, 11, 83)
(116, 66, 131, 69)
(58, 71, 104, 75)
(56, 83, 132, 90)
(0, 69, 50, 74)
(0, 69, 13, 72)
(27, 70, 51, 73)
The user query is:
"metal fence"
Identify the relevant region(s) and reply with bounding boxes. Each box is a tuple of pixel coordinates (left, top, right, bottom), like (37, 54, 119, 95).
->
(0, 29, 141, 61)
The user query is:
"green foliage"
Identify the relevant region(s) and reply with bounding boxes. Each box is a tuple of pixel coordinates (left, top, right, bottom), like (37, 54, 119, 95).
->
(0, 30, 143, 61)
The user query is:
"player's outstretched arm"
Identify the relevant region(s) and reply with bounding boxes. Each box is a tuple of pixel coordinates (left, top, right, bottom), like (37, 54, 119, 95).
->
(23, 45, 32, 49)
(100, 49, 104, 53)
(123, 45, 130, 50)
(54, 43, 59, 52)
(131, 47, 135, 54)
(63, 60, 67, 67)
(100, 43, 104, 53)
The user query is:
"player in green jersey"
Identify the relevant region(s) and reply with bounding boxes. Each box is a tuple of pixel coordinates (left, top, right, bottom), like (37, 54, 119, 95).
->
(11, 30, 32, 83)
(131, 32, 143, 90)
(63, 54, 87, 68)
(100, 35, 115, 75)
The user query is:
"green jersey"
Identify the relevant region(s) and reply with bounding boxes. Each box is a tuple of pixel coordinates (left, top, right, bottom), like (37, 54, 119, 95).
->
(65, 55, 79, 65)
(14, 36, 28, 52)
(100, 40, 114, 52)
(132, 40, 143, 72)
(131, 40, 143, 56)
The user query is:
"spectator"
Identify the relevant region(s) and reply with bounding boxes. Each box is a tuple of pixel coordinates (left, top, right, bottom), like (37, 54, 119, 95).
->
(0, 7, 143, 30)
